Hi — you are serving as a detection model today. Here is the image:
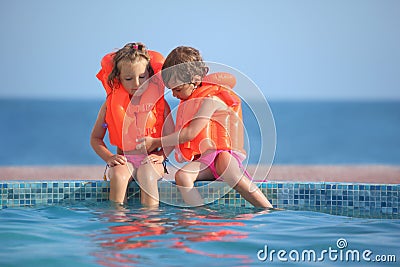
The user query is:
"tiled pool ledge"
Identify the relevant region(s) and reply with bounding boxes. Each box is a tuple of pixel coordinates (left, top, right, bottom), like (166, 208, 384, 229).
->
(1, 180, 399, 218)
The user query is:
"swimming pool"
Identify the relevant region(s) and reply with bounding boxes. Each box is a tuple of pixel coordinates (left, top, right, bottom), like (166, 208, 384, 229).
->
(0, 180, 399, 266)
(0, 202, 399, 267)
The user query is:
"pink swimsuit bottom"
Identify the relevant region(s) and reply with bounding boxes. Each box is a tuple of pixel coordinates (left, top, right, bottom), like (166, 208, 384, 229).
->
(125, 154, 147, 169)
(125, 154, 168, 174)
(196, 150, 253, 181)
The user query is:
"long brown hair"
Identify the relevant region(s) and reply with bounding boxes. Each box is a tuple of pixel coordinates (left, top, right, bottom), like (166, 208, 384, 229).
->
(107, 42, 154, 89)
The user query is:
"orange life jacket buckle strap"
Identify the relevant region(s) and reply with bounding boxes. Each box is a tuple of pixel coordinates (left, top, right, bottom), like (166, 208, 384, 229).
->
(128, 103, 154, 114)
(145, 127, 157, 136)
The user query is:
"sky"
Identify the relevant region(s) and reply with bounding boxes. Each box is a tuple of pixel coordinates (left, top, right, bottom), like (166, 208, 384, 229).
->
(0, 0, 399, 100)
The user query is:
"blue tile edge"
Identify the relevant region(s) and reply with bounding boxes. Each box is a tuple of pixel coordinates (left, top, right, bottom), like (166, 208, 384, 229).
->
(1, 180, 399, 218)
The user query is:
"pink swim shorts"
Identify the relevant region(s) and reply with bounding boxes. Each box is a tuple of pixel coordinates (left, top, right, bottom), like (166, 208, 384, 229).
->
(125, 154, 147, 169)
(196, 150, 252, 180)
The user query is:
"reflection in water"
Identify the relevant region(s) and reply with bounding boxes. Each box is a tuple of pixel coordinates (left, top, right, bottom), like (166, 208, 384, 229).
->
(90, 205, 270, 266)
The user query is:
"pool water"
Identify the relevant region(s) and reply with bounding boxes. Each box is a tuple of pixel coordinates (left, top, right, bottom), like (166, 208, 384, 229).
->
(1, 203, 399, 267)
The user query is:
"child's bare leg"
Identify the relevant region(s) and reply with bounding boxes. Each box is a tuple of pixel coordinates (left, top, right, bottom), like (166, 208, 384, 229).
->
(232, 177, 273, 208)
(136, 163, 164, 208)
(109, 163, 135, 204)
(215, 152, 273, 208)
(175, 161, 213, 207)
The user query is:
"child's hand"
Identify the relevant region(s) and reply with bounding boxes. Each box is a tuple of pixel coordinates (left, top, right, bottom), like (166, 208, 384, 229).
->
(106, 154, 127, 167)
(141, 154, 164, 164)
(136, 137, 157, 152)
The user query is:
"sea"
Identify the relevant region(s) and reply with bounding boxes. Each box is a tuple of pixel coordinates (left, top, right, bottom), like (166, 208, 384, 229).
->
(0, 99, 399, 166)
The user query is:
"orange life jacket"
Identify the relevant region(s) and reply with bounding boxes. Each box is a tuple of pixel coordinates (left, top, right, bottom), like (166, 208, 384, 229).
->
(96, 50, 166, 151)
(174, 73, 246, 162)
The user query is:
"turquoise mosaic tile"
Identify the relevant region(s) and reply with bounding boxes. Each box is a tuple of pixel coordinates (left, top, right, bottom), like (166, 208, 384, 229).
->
(1, 180, 399, 218)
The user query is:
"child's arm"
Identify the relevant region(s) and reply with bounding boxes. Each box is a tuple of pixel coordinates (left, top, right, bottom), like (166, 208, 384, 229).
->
(138, 97, 225, 151)
(160, 100, 175, 156)
(143, 100, 176, 164)
(90, 102, 127, 166)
